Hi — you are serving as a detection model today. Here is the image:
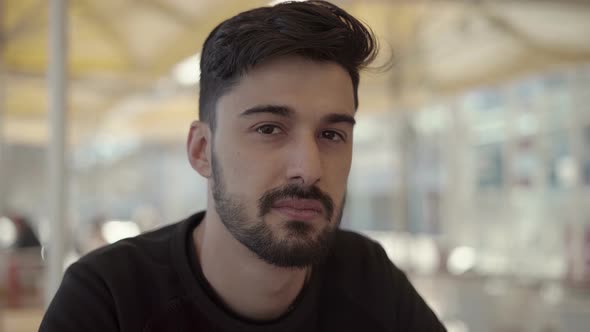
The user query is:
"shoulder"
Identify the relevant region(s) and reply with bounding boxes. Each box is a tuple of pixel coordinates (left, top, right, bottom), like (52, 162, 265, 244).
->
(332, 229, 384, 255)
(77, 221, 180, 275)
(42, 218, 195, 332)
(324, 229, 447, 331)
(329, 229, 392, 273)
(324, 229, 403, 298)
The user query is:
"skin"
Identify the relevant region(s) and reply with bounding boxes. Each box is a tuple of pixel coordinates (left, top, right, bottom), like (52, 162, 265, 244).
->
(187, 56, 356, 321)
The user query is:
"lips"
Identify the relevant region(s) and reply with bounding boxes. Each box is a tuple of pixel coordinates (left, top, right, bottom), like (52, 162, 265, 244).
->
(272, 199, 324, 221)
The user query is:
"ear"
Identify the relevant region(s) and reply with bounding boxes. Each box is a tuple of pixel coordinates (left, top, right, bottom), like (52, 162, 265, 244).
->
(187, 120, 212, 178)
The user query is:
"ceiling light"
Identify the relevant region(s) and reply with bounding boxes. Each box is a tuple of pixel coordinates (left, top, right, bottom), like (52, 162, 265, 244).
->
(172, 53, 201, 86)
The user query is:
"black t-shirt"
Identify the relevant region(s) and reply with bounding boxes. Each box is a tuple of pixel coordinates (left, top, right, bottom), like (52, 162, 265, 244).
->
(39, 212, 446, 331)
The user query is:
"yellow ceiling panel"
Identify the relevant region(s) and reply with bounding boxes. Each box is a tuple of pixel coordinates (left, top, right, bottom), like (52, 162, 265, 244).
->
(129, 94, 196, 126)
(3, 32, 47, 73)
(4, 0, 43, 30)
(68, 5, 132, 74)
(3, 116, 47, 145)
(3, 0, 590, 148)
(113, 5, 187, 66)
(149, 0, 268, 75)
(5, 78, 47, 116)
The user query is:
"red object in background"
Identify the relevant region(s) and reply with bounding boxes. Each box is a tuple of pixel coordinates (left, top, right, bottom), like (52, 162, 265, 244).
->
(5, 255, 22, 308)
(1, 250, 44, 309)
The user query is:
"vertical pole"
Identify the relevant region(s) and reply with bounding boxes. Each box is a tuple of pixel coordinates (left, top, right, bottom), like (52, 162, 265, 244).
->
(0, 0, 6, 216)
(45, 0, 68, 307)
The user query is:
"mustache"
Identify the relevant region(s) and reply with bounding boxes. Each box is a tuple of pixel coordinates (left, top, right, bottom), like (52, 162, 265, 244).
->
(258, 184, 335, 221)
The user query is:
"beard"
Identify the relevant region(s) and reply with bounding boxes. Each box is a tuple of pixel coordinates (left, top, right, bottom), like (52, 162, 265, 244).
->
(211, 150, 344, 268)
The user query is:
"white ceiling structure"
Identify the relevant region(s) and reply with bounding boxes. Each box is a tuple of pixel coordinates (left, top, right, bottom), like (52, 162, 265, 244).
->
(2, 0, 590, 146)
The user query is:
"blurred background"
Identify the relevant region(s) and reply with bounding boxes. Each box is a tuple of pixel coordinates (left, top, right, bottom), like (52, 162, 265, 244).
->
(1, 0, 590, 331)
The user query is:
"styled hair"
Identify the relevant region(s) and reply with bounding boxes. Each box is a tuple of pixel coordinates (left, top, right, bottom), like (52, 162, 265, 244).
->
(198, 0, 378, 129)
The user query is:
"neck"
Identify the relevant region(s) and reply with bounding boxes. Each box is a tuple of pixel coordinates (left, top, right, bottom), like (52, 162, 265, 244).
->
(193, 210, 311, 321)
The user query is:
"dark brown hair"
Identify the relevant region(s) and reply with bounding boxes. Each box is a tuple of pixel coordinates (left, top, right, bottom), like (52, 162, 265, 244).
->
(199, 0, 378, 129)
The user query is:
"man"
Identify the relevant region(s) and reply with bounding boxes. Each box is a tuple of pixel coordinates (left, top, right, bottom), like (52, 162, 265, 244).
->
(40, 1, 446, 331)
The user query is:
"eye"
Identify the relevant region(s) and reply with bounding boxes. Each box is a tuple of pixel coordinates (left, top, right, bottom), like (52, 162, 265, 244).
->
(256, 124, 283, 135)
(320, 130, 345, 142)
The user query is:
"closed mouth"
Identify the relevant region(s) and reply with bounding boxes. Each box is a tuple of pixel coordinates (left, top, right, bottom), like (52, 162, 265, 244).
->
(272, 198, 324, 213)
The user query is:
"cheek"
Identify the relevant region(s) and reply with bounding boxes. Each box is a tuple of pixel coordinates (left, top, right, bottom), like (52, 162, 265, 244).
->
(222, 149, 275, 194)
(323, 154, 352, 196)
(224, 151, 249, 181)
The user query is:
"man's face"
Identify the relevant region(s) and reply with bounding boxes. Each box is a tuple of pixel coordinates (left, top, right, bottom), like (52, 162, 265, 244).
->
(210, 56, 355, 268)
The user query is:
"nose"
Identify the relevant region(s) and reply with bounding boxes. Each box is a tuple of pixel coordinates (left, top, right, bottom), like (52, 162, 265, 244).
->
(286, 134, 322, 186)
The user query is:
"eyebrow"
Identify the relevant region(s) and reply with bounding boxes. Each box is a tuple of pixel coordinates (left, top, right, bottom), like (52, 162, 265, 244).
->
(240, 105, 293, 118)
(240, 104, 356, 126)
(322, 113, 356, 126)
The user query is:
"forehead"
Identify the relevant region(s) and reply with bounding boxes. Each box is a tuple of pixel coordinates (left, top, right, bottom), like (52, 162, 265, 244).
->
(217, 56, 356, 119)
